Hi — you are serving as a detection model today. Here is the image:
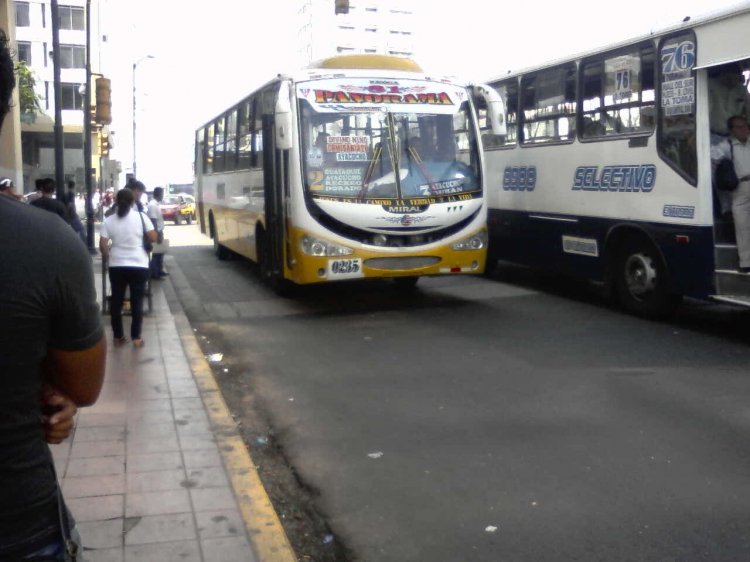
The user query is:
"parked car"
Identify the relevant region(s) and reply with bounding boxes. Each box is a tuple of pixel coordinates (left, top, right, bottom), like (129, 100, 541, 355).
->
(159, 194, 196, 225)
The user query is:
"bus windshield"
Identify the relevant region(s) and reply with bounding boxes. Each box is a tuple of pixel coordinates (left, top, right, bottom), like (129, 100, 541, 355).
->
(298, 80, 480, 203)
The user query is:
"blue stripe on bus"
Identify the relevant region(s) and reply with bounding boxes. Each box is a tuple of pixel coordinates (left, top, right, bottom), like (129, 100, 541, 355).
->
(488, 209, 716, 299)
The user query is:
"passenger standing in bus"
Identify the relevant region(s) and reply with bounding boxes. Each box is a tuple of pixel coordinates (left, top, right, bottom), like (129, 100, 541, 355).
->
(712, 116, 750, 273)
(708, 65, 749, 217)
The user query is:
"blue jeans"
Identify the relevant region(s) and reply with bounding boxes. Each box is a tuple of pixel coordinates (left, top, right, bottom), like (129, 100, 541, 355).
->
(22, 526, 82, 560)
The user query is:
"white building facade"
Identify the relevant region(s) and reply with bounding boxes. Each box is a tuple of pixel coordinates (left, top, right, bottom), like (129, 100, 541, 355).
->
(12, 0, 115, 193)
(297, 0, 418, 66)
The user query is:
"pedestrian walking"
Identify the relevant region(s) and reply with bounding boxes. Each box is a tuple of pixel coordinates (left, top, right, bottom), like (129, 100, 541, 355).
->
(99, 187, 157, 348)
(66, 180, 87, 246)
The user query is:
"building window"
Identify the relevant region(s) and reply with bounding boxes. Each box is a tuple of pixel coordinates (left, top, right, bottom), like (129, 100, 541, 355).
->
(58, 6, 84, 31)
(16, 2, 30, 27)
(61, 83, 84, 110)
(17, 42, 32, 65)
(59, 45, 85, 69)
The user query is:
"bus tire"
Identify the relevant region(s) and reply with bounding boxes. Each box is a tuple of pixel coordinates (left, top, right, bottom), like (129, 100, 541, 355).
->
(613, 239, 680, 319)
(213, 232, 230, 261)
(394, 276, 419, 290)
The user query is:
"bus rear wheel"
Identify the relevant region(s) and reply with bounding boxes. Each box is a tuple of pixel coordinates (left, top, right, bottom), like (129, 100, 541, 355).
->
(614, 240, 679, 319)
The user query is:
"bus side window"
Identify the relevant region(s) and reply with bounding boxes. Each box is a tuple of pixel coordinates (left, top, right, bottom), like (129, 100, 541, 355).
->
(521, 63, 577, 145)
(580, 42, 656, 140)
(238, 99, 252, 170)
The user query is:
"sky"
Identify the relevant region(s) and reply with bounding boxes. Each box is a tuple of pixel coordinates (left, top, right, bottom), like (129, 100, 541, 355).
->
(104, 0, 749, 188)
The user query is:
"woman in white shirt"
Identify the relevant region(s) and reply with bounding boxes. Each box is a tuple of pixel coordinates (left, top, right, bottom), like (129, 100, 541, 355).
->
(99, 188, 157, 347)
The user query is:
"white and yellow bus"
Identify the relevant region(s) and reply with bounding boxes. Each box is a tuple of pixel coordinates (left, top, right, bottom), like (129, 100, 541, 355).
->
(481, 6, 750, 317)
(194, 54, 505, 291)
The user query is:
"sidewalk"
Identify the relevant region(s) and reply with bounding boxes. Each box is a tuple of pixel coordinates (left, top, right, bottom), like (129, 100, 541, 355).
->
(49, 255, 296, 562)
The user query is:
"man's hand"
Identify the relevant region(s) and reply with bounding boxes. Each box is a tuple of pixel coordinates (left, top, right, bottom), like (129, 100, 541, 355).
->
(40, 387, 78, 444)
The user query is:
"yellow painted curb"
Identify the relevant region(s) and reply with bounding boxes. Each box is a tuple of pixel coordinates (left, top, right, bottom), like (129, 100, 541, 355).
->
(175, 313, 297, 562)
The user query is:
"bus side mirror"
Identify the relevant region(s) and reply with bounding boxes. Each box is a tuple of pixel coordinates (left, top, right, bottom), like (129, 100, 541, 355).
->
(275, 81, 294, 151)
(473, 84, 507, 136)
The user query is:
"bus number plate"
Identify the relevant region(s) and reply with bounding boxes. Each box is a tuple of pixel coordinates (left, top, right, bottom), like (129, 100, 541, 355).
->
(328, 258, 363, 279)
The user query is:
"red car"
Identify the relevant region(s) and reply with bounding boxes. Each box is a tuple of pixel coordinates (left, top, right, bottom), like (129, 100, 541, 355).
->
(159, 194, 196, 225)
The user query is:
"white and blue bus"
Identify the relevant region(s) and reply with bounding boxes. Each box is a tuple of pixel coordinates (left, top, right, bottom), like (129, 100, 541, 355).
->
(480, 6, 750, 317)
(194, 54, 505, 291)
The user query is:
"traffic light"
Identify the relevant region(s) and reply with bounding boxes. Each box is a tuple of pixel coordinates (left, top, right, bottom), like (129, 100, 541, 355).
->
(100, 133, 110, 157)
(335, 0, 349, 14)
(95, 77, 112, 125)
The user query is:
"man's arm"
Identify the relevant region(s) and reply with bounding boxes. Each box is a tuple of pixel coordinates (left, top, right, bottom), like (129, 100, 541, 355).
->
(42, 336, 107, 407)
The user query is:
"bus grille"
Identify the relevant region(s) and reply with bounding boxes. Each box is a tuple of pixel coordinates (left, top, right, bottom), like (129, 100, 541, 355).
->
(364, 256, 441, 270)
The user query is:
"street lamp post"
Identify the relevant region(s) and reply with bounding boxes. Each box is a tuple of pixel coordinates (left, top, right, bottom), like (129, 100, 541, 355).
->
(132, 55, 154, 179)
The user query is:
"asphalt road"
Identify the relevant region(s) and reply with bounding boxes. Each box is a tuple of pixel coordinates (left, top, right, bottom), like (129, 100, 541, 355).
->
(163, 224, 750, 562)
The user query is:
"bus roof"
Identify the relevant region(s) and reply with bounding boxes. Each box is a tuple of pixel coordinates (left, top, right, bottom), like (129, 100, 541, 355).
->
(309, 54, 424, 73)
(485, 3, 750, 83)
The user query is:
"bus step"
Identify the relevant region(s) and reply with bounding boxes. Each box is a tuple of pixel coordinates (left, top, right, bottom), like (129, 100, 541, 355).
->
(710, 294, 750, 308)
(715, 244, 739, 271)
(715, 268, 750, 298)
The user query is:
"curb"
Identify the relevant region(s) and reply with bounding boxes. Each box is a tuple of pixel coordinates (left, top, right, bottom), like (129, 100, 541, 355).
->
(166, 268, 297, 561)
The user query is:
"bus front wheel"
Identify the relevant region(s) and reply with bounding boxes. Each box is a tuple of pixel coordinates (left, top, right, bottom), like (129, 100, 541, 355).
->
(393, 276, 420, 291)
(213, 231, 230, 261)
(614, 240, 679, 319)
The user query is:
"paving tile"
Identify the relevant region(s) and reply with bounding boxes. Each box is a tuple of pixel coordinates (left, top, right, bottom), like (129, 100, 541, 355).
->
(77, 518, 124, 549)
(182, 448, 223, 469)
(190, 487, 237, 512)
(71, 440, 126, 459)
(127, 409, 174, 425)
(86, 400, 127, 415)
(67, 456, 125, 477)
(185, 466, 230, 489)
(201, 535, 256, 561)
(127, 421, 178, 441)
(125, 489, 192, 517)
(171, 397, 204, 411)
(127, 434, 180, 454)
(126, 451, 183, 473)
(124, 540, 200, 562)
(74, 426, 126, 443)
(129, 399, 172, 412)
(76, 413, 127, 428)
(85, 548, 124, 562)
(176, 418, 212, 435)
(174, 410, 210, 426)
(67, 495, 124, 522)
(178, 433, 217, 451)
(63, 474, 125, 498)
(124, 513, 197, 546)
(126, 469, 187, 493)
(195, 509, 245, 540)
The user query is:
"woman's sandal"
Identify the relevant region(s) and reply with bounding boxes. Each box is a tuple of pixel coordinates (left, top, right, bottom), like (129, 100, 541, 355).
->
(113, 337, 129, 346)
(132, 338, 145, 348)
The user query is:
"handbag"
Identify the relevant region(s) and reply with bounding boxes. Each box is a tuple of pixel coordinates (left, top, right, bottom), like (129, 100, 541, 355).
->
(715, 142, 739, 192)
(138, 212, 153, 253)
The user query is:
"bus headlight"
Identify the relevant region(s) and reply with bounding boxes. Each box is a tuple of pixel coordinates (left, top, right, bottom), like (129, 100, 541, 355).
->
(301, 235, 354, 256)
(451, 231, 487, 251)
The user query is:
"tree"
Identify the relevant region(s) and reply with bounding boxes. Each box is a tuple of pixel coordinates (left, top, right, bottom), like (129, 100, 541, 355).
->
(15, 60, 43, 118)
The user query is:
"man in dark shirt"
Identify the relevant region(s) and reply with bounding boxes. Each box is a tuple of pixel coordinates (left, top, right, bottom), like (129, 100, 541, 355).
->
(0, 28, 107, 559)
(30, 177, 69, 221)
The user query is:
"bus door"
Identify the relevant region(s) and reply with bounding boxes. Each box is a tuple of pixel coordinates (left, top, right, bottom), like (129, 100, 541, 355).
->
(260, 112, 287, 283)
